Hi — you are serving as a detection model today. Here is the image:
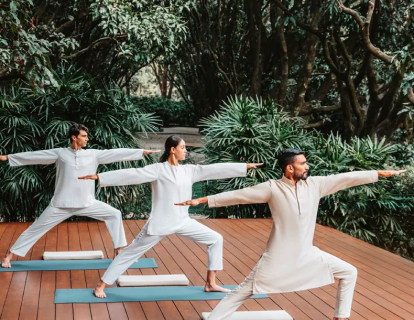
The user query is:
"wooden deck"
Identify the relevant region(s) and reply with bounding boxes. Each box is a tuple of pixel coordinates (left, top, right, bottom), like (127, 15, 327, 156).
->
(0, 219, 413, 320)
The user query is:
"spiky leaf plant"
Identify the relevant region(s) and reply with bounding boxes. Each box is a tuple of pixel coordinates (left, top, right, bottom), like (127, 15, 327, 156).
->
(0, 64, 160, 222)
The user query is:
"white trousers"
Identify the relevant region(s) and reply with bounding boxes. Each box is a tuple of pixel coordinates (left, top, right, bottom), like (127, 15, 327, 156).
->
(10, 200, 127, 257)
(101, 218, 223, 285)
(208, 252, 357, 320)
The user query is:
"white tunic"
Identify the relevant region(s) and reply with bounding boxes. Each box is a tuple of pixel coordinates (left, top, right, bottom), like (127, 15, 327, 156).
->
(99, 162, 247, 235)
(8, 148, 144, 208)
(207, 171, 378, 294)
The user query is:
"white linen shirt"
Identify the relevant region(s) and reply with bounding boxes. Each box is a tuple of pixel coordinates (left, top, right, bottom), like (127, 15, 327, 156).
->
(99, 162, 247, 235)
(207, 171, 379, 294)
(8, 148, 144, 208)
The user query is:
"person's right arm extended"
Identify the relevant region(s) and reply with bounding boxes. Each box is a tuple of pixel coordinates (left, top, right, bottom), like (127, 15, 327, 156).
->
(1, 149, 59, 166)
(175, 181, 272, 207)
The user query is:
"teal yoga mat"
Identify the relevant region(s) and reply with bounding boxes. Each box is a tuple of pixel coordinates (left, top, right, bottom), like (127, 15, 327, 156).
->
(54, 286, 268, 303)
(0, 258, 157, 272)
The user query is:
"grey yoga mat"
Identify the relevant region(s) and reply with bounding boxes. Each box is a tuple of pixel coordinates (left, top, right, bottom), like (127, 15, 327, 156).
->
(0, 258, 157, 272)
(54, 285, 268, 303)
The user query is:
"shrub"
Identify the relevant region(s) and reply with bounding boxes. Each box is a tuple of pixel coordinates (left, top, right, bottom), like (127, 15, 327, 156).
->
(0, 64, 160, 222)
(136, 97, 197, 127)
(200, 95, 414, 259)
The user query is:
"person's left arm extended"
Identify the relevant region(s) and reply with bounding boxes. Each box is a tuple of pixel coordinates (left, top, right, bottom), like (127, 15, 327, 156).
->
(312, 170, 406, 198)
(95, 149, 161, 165)
(191, 163, 263, 182)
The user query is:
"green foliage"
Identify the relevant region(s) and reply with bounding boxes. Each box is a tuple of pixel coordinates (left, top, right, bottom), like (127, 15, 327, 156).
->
(200, 96, 312, 217)
(0, 64, 160, 222)
(0, 0, 194, 89)
(200, 95, 414, 259)
(136, 97, 197, 127)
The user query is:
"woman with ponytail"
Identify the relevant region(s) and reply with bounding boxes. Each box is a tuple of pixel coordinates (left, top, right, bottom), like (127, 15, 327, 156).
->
(79, 135, 263, 298)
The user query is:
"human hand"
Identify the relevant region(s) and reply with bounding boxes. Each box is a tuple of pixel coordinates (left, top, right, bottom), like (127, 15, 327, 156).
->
(247, 163, 264, 169)
(143, 150, 161, 155)
(377, 170, 406, 177)
(78, 174, 99, 180)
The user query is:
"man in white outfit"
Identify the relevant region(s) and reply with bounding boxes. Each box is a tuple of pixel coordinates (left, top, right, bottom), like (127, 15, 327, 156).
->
(0, 123, 159, 268)
(177, 149, 405, 320)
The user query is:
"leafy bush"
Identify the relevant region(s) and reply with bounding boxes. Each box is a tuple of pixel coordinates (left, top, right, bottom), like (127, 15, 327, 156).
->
(200, 96, 313, 218)
(0, 64, 160, 222)
(136, 97, 197, 127)
(200, 95, 414, 259)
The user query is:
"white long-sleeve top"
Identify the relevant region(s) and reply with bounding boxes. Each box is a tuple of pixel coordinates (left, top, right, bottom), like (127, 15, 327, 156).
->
(8, 148, 144, 208)
(99, 162, 247, 235)
(207, 171, 379, 294)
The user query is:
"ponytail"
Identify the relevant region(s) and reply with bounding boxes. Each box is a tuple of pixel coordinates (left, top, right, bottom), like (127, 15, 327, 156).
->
(159, 151, 170, 162)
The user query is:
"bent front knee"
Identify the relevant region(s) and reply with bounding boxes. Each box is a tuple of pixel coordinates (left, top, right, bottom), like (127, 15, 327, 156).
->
(211, 233, 223, 246)
(348, 265, 358, 280)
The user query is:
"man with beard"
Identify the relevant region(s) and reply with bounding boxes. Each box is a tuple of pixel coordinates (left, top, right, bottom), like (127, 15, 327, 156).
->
(176, 148, 405, 320)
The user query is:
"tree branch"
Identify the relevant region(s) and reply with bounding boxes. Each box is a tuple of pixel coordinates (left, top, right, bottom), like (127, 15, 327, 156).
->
(336, 0, 393, 64)
(63, 35, 127, 60)
(407, 88, 414, 105)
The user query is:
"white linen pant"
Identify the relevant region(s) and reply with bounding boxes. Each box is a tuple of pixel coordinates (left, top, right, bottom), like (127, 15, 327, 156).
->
(101, 218, 223, 285)
(208, 252, 357, 319)
(10, 200, 127, 257)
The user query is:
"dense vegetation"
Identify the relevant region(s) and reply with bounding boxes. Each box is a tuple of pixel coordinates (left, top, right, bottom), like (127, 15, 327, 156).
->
(200, 96, 414, 259)
(0, 1, 413, 258)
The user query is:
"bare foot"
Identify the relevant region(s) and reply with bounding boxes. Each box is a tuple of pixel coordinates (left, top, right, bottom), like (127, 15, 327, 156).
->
(204, 283, 231, 293)
(93, 283, 107, 298)
(1, 252, 13, 268)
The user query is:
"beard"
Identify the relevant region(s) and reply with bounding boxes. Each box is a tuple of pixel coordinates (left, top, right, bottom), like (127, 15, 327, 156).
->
(294, 170, 308, 181)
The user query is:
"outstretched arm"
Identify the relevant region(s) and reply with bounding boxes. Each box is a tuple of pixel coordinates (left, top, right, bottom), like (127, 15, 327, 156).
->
(176, 181, 272, 207)
(312, 170, 405, 198)
(79, 163, 159, 187)
(95, 149, 161, 165)
(2, 149, 60, 167)
(192, 163, 263, 183)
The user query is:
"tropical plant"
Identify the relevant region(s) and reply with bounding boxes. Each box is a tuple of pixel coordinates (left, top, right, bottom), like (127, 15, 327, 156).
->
(200, 95, 414, 259)
(200, 95, 313, 217)
(0, 64, 160, 222)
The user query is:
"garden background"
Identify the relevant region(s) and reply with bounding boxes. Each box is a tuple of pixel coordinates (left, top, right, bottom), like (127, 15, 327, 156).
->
(0, 0, 413, 260)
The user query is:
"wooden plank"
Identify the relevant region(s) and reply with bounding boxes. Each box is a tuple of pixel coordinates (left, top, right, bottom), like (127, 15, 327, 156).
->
(78, 222, 111, 320)
(18, 222, 46, 320)
(37, 224, 58, 320)
(316, 224, 414, 270)
(0, 223, 18, 317)
(1, 223, 30, 320)
(56, 223, 74, 320)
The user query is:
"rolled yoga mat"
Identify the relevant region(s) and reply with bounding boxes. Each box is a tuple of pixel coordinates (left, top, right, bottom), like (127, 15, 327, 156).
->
(43, 251, 104, 260)
(202, 311, 293, 320)
(54, 285, 268, 303)
(0, 258, 157, 272)
(117, 274, 190, 286)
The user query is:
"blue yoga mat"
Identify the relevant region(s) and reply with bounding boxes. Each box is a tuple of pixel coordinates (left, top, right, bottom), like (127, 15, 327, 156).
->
(0, 258, 157, 272)
(54, 285, 268, 303)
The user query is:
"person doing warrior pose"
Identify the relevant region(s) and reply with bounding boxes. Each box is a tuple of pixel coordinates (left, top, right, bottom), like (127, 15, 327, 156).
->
(1, 123, 159, 268)
(176, 149, 405, 320)
(79, 135, 263, 297)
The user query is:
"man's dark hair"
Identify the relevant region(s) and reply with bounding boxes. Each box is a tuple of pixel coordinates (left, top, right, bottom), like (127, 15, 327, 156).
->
(278, 148, 305, 173)
(68, 123, 89, 142)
